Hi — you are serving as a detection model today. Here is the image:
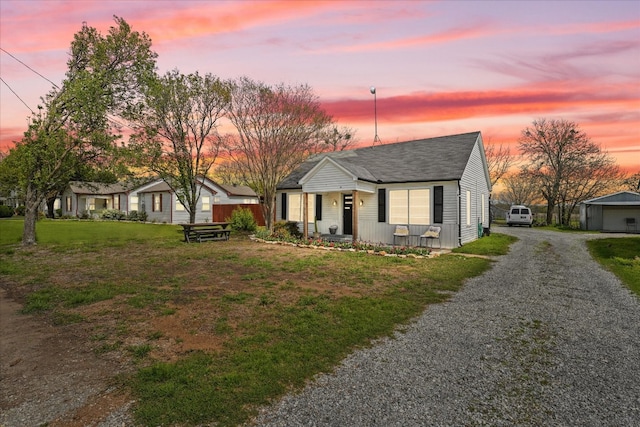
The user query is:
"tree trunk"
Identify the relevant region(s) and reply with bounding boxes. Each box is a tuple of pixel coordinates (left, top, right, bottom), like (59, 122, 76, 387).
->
(46, 197, 56, 219)
(262, 194, 275, 231)
(545, 199, 555, 225)
(22, 185, 41, 246)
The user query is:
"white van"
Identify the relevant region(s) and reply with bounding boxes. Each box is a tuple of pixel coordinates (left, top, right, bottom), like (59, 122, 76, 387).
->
(506, 205, 533, 227)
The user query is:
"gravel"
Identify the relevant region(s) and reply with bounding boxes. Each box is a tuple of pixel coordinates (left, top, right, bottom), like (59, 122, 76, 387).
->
(251, 227, 640, 426)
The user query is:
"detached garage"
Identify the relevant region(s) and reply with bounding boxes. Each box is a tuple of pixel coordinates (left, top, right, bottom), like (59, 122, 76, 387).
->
(580, 191, 640, 233)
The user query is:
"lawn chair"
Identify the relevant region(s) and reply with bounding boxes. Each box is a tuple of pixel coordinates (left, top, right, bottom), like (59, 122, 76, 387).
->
(393, 225, 409, 245)
(420, 225, 441, 249)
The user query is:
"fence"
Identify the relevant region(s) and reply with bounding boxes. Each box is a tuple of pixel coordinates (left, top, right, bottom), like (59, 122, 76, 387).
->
(212, 204, 266, 226)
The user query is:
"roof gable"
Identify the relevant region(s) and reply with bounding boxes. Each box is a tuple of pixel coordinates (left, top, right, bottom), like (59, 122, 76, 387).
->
(278, 131, 482, 189)
(582, 191, 640, 205)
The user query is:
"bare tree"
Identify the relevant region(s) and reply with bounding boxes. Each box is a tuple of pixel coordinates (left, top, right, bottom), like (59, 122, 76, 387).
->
(518, 118, 620, 226)
(224, 77, 333, 230)
(129, 70, 230, 223)
(320, 125, 358, 152)
(484, 139, 513, 187)
(499, 171, 542, 207)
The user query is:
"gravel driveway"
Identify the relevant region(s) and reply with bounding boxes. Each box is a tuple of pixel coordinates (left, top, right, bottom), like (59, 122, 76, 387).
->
(252, 227, 640, 426)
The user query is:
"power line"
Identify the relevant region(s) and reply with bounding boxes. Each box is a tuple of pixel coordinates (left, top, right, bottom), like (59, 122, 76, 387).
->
(0, 76, 35, 114)
(0, 47, 60, 89)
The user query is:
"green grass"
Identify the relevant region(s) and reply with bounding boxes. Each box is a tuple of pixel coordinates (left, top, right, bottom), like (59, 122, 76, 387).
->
(451, 232, 518, 256)
(587, 237, 640, 296)
(0, 219, 515, 427)
(0, 218, 181, 248)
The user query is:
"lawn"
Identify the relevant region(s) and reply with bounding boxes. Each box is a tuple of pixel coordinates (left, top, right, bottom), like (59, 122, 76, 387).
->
(451, 232, 518, 256)
(0, 219, 498, 426)
(587, 237, 640, 297)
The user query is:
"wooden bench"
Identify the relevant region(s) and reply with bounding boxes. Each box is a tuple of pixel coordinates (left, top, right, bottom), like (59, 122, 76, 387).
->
(181, 223, 231, 243)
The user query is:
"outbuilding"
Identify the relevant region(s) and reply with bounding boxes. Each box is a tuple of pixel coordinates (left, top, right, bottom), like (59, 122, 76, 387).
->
(579, 191, 640, 233)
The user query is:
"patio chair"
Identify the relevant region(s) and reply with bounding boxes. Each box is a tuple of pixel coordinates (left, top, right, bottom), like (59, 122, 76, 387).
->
(393, 225, 409, 245)
(626, 218, 637, 233)
(420, 225, 442, 249)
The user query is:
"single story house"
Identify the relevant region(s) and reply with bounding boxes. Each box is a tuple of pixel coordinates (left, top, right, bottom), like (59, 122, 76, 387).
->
(61, 177, 262, 224)
(276, 131, 492, 248)
(579, 191, 640, 233)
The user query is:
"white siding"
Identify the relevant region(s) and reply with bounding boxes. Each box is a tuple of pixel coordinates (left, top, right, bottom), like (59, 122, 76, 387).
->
(459, 136, 491, 245)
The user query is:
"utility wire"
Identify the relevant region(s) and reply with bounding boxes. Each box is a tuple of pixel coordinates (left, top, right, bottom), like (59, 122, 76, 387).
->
(0, 76, 35, 114)
(0, 47, 60, 89)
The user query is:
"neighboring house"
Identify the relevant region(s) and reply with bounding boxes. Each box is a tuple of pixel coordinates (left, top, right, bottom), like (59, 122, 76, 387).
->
(579, 191, 640, 233)
(61, 181, 136, 217)
(276, 131, 492, 248)
(61, 177, 262, 224)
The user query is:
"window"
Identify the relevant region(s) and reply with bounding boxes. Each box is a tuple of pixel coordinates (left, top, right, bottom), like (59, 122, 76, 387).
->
(89, 198, 95, 211)
(176, 198, 185, 211)
(201, 196, 210, 211)
(153, 194, 162, 212)
(466, 190, 471, 225)
(389, 189, 430, 225)
(434, 186, 443, 223)
(113, 195, 120, 210)
(131, 196, 138, 211)
(481, 194, 486, 224)
(66, 196, 72, 212)
(287, 193, 315, 222)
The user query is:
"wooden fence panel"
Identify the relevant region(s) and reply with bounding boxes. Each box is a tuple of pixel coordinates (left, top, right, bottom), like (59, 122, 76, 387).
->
(212, 204, 265, 226)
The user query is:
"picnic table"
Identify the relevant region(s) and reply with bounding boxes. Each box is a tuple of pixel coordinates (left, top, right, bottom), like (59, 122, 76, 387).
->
(181, 222, 231, 243)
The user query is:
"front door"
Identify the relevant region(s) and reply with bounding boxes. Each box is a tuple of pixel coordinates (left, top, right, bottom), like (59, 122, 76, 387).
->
(343, 194, 353, 235)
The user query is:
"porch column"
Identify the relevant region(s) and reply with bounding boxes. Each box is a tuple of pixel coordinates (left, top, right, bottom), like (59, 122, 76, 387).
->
(352, 190, 358, 242)
(303, 192, 309, 238)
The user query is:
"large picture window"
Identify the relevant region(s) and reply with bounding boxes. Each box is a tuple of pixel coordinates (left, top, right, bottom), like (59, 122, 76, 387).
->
(288, 193, 315, 222)
(389, 189, 430, 225)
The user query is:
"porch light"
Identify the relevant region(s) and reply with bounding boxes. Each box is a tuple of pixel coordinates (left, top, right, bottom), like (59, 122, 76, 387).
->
(332, 199, 338, 206)
(359, 199, 364, 206)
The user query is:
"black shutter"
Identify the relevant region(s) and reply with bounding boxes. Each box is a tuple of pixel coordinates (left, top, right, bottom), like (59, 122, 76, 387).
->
(378, 188, 386, 222)
(315, 194, 322, 220)
(434, 186, 443, 223)
(281, 193, 287, 220)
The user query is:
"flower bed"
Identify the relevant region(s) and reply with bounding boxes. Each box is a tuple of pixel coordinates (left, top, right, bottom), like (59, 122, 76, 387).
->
(251, 230, 433, 258)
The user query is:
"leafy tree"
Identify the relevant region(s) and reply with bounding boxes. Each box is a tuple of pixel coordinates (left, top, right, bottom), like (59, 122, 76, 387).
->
(128, 70, 230, 223)
(223, 77, 333, 230)
(9, 17, 156, 245)
(519, 118, 620, 225)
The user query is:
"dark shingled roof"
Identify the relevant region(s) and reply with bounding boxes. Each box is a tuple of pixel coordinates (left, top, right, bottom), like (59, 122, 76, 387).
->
(278, 131, 481, 189)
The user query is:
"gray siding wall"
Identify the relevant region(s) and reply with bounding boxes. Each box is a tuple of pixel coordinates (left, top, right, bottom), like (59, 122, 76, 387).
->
(459, 138, 491, 246)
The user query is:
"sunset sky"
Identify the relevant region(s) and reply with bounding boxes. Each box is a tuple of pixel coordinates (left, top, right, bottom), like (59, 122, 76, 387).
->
(1, 0, 639, 174)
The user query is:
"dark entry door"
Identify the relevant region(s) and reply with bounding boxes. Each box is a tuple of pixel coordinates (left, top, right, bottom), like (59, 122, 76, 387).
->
(343, 194, 353, 235)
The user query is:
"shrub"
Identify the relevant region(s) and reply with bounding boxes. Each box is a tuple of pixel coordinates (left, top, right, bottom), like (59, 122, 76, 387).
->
(14, 205, 25, 216)
(127, 210, 148, 222)
(227, 207, 258, 232)
(0, 205, 13, 218)
(272, 220, 303, 240)
(101, 209, 126, 221)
